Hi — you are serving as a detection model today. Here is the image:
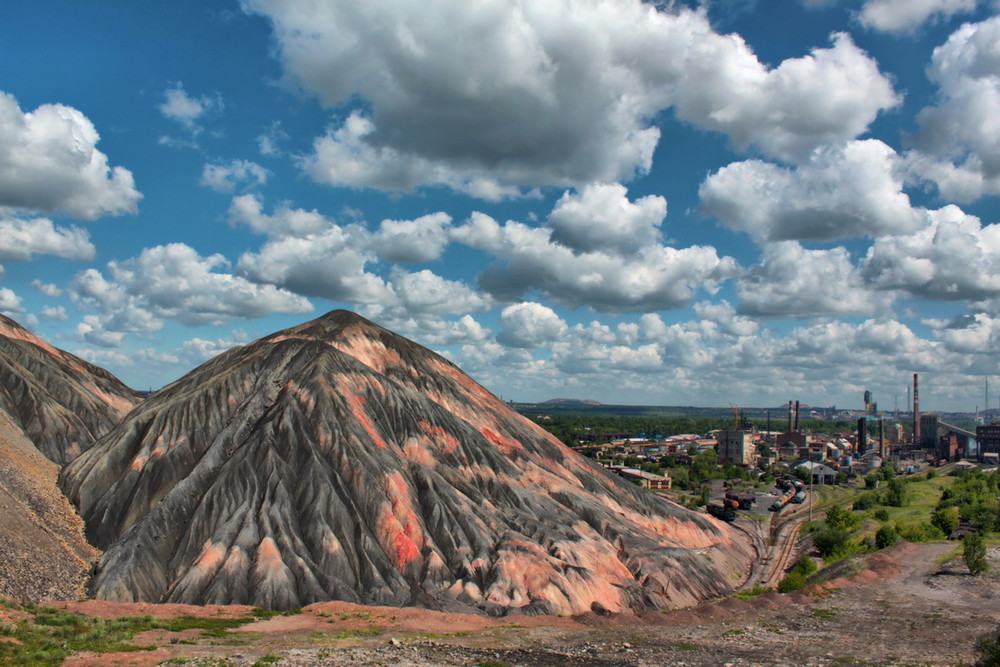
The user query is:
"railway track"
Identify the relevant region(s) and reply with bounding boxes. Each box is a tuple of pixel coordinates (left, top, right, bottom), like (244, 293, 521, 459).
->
(735, 491, 817, 590)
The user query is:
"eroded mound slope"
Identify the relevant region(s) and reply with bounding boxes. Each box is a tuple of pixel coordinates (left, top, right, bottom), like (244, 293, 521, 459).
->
(0, 408, 99, 601)
(0, 314, 140, 464)
(62, 310, 752, 614)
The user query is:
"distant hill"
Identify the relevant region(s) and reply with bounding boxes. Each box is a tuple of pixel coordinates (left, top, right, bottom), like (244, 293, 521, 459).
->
(539, 398, 603, 406)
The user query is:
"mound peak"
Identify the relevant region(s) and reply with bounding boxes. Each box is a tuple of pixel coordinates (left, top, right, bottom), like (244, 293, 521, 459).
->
(0, 314, 141, 463)
(62, 310, 752, 614)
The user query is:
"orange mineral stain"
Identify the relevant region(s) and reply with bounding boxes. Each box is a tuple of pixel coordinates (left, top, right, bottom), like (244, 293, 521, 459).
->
(378, 471, 425, 571)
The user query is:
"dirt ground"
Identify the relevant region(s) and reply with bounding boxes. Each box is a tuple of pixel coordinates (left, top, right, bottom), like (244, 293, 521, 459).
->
(51, 541, 1000, 667)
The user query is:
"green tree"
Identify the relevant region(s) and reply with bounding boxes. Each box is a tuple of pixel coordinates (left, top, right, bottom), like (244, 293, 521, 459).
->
(853, 492, 879, 511)
(931, 506, 960, 536)
(883, 478, 910, 507)
(825, 505, 860, 532)
(875, 523, 899, 549)
(964, 533, 989, 576)
(812, 526, 851, 558)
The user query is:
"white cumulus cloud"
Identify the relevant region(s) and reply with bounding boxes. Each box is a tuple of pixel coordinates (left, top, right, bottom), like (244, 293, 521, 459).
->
(201, 160, 269, 193)
(908, 16, 1000, 201)
(373, 212, 452, 263)
(497, 302, 568, 348)
(738, 242, 894, 317)
(69, 243, 313, 345)
(454, 211, 738, 312)
(547, 183, 665, 255)
(0, 92, 141, 219)
(244, 0, 897, 193)
(0, 214, 94, 263)
(228, 194, 331, 237)
(858, 0, 978, 33)
(700, 140, 923, 242)
(0, 288, 24, 314)
(863, 205, 1000, 301)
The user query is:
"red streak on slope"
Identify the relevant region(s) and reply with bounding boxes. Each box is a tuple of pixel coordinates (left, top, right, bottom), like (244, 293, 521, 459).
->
(480, 427, 524, 456)
(341, 390, 388, 449)
(380, 471, 424, 571)
(417, 420, 459, 453)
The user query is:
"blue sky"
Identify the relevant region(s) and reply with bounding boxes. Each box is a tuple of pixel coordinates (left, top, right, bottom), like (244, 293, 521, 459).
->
(2, 0, 999, 412)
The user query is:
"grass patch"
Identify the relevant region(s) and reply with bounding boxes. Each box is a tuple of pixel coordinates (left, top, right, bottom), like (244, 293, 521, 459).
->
(156, 616, 255, 633)
(935, 544, 963, 565)
(0, 606, 161, 666)
(250, 607, 301, 619)
(733, 584, 772, 600)
(811, 608, 838, 620)
(326, 627, 382, 640)
(253, 654, 282, 666)
(0, 603, 266, 666)
(671, 642, 698, 651)
(873, 475, 956, 527)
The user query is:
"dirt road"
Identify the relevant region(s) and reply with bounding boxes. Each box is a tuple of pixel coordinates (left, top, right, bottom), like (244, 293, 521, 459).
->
(50, 540, 1000, 667)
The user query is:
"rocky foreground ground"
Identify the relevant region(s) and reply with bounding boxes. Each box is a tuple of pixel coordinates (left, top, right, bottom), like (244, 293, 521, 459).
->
(6, 541, 992, 667)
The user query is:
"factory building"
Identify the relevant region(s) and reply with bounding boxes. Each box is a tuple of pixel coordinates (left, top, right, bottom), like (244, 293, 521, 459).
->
(976, 423, 1000, 459)
(717, 429, 757, 466)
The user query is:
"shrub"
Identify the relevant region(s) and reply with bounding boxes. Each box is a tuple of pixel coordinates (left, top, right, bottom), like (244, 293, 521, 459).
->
(873, 508, 890, 522)
(777, 570, 806, 593)
(964, 533, 989, 576)
(792, 553, 817, 576)
(974, 624, 1000, 666)
(898, 521, 945, 543)
(883, 478, 910, 507)
(853, 492, 879, 511)
(875, 523, 899, 549)
(931, 506, 960, 536)
(812, 526, 851, 559)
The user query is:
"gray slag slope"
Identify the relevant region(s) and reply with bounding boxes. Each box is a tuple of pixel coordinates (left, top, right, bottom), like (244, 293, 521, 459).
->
(62, 310, 752, 614)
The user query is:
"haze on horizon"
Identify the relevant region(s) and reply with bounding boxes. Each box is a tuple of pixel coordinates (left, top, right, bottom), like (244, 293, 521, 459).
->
(0, 0, 999, 413)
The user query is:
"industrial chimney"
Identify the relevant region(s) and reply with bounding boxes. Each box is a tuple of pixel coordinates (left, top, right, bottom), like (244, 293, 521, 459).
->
(787, 400, 793, 433)
(794, 400, 800, 432)
(913, 373, 920, 445)
(879, 418, 885, 458)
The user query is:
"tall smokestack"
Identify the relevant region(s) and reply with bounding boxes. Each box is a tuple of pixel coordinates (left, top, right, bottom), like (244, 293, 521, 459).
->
(787, 400, 793, 433)
(879, 418, 885, 458)
(794, 400, 800, 432)
(858, 417, 868, 454)
(913, 373, 920, 445)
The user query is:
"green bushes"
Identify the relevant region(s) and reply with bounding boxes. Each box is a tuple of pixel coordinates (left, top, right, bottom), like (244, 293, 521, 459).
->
(974, 624, 1000, 666)
(778, 554, 817, 593)
(931, 506, 960, 536)
(964, 533, 989, 576)
(810, 504, 862, 559)
(897, 521, 945, 543)
(883, 478, 910, 507)
(853, 492, 879, 511)
(936, 468, 999, 536)
(875, 523, 900, 549)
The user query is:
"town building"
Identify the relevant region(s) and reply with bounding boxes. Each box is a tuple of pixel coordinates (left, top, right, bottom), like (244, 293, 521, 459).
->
(610, 466, 673, 490)
(976, 423, 1000, 459)
(717, 429, 756, 466)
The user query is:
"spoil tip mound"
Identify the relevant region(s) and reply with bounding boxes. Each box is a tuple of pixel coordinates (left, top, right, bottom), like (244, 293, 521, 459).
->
(0, 314, 140, 464)
(63, 310, 753, 614)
